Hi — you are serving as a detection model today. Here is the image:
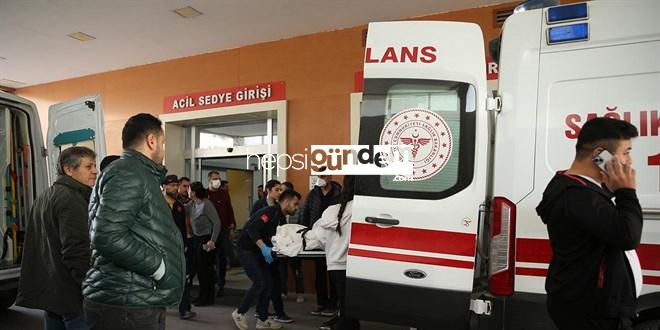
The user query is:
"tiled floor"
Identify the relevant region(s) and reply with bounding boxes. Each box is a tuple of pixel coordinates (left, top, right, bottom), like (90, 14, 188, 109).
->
(2, 267, 409, 330)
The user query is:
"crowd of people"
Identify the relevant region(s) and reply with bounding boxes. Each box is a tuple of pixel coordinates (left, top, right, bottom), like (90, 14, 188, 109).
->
(15, 113, 359, 330)
(13, 112, 644, 330)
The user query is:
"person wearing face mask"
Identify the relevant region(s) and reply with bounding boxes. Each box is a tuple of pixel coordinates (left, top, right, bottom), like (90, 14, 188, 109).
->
(162, 175, 196, 320)
(16, 147, 97, 330)
(301, 167, 342, 317)
(207, 170, 237, 297)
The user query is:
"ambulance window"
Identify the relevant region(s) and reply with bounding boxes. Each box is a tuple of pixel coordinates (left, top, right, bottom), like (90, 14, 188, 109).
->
(356, 79, 476, 200)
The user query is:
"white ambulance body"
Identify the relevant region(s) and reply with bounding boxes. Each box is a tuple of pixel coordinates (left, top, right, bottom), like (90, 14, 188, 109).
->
(347, 1, 660, 328)
(0, 91, 104, 309)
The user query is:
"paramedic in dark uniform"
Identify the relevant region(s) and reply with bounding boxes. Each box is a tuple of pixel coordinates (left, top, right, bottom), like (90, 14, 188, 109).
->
(231, 189, 301, 330)
(536, 117, 642, 330)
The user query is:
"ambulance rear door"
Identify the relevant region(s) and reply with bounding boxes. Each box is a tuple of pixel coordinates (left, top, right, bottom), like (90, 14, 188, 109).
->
(47, 94, 106, 183)
(346, 21, 489, 328)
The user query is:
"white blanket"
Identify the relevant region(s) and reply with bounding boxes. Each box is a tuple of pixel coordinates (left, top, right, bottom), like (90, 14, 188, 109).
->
(271, 224, 323, 257)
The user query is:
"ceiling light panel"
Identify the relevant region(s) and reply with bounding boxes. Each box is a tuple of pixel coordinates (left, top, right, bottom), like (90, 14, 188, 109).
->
(68, 32, 96, 42)
(173, 6, 203, 18)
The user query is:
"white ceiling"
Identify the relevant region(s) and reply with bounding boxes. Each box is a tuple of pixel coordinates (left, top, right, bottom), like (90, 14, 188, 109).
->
(0, 0, 506, 88)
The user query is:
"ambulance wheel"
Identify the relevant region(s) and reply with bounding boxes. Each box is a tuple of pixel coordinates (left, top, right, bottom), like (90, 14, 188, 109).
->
(0, 288, 17, 310)
(633, 319, 660, 330)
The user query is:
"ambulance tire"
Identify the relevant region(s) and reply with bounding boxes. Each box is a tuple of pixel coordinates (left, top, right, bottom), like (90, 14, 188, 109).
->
(0, 288, 17, 310)
(633, 319, 660, 330)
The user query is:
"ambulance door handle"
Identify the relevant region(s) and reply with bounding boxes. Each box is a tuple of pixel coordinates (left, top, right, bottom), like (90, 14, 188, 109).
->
(365, 216, 400, 226)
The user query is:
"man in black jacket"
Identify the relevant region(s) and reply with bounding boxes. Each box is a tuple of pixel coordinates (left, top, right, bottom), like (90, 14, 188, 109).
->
(17, 146, 97, 330)
(536, 117, 642, 330)
(232, 189, 301, 330)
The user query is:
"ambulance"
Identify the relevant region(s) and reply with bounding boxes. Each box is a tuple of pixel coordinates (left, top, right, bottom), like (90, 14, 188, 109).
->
(0, 92, 104, 309)
(347, 1, 660, 329)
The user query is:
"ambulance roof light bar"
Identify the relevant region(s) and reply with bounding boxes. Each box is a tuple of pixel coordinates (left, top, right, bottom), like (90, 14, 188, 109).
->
(547, 2, 588, 24)
(547, 23, 589, 45)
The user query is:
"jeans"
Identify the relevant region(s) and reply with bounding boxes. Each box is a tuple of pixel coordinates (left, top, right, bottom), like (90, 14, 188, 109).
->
(84, 299, 165, 330)
(179, 238, 194, 314)
(44, 310, 88, 330)
(237, 247, 274, 321)
(329, 270, 360, 330)
(315, 258, 337, 308)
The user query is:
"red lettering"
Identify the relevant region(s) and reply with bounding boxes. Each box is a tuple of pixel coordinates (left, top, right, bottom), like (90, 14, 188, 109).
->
(586, 113, 598, 122)
(381, 47, 399, 63)
(640, 111, 648, 136)
(623, 111, 631, 123)
(400, 47, 419, 63)
(365, 48, 378, 63)
(565, 114, 581, 138)
(420, 46, 437, 63)
(651, 110, 660, 136)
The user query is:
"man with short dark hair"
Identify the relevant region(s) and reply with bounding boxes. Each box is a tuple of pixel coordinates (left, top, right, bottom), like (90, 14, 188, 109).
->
(178, 176, 192, 205)
(536, 117, 642, 330)
(232, 189, 302, 330)
(83, 113, 184, 330)
(17, 146, 97, 330)
(207, 170, 237, 297)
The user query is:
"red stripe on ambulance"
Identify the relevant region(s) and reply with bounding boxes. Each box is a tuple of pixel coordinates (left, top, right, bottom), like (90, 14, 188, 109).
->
(348, 248, 474, 269)
(350, 223, 476, 257)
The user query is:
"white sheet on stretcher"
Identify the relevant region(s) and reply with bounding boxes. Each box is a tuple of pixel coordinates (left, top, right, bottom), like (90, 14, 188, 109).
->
(272, 224, 323, 257)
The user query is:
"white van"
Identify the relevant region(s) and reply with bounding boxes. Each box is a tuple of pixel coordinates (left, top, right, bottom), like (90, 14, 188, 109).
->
(0, 91, 104, 309)
(347, 1, 660, 329)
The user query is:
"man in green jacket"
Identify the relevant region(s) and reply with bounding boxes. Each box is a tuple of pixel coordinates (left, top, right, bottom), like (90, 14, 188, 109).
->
(17, 146, 98, 330)
(83, 113, 184, 330)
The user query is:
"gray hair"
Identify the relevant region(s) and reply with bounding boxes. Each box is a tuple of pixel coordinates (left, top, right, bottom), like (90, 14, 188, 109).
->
(57, 146, 97, 176)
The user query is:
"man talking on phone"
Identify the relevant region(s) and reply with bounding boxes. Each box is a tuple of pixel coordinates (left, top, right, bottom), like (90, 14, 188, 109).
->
(536, 117, 642, 329)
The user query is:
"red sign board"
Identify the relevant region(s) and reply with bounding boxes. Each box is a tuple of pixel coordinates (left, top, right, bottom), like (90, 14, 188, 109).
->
(163, 81, 286, 113)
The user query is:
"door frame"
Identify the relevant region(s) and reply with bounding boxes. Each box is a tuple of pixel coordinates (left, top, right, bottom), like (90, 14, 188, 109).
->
(160, 100, 287, 183)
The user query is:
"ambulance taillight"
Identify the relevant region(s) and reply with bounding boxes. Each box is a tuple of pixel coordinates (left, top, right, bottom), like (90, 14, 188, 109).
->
(488, 196, 517, 296)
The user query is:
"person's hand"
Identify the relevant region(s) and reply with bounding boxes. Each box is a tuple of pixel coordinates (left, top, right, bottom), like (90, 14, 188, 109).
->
(601, 157, 636, 191)
(206, 240, 216, 251)
(259, 244, 274, 264)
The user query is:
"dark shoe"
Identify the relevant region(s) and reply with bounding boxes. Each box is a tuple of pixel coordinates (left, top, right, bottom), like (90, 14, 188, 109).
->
(216, 288, 224, 297)
(273, 314, 294, 323)
(179, 311, 197, 320)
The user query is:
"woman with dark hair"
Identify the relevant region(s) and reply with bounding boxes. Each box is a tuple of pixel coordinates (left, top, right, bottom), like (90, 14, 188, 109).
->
(189, 181, 221, 306)
(313, 176, 360, 330)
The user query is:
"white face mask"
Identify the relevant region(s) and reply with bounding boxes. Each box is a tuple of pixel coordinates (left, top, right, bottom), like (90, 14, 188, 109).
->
(315, 178, 327, 187)
(210, 179, 221, 189)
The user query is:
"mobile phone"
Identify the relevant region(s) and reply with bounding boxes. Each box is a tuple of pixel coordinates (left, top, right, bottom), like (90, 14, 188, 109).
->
(593, 150, 614, 172)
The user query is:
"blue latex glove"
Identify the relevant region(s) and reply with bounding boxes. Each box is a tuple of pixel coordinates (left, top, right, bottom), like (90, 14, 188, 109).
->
(260, 244, 274, 264)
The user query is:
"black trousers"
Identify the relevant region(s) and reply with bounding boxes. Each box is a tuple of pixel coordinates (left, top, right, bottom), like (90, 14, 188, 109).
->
(84, 299, 165, 330)
(329, 270, 360, 330)
(547, 298, 632, 330)
(194, 235, 216, 303)
(315, 258, 337, 308)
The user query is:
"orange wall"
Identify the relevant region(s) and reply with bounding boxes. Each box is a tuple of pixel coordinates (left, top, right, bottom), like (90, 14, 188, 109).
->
(16, 2, 520, 195)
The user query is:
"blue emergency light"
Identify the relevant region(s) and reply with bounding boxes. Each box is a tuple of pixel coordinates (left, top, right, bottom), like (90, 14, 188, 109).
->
(547, 23, 589, 44)
(547, 3, 588, 24)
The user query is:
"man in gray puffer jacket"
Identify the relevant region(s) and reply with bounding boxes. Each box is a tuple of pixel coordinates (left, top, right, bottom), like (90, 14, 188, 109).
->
(83, 113, 184, 330)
